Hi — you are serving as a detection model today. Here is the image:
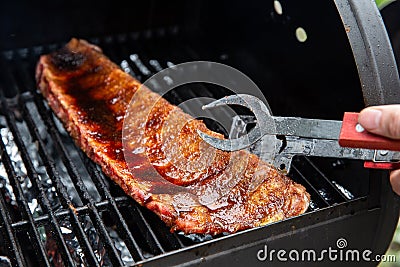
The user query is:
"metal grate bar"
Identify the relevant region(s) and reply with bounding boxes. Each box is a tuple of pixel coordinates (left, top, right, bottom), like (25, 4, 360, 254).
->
(293, 156, 348, 204)
(123, 45, 230, 135)
(304, 157, 350, 201)
(0, 99, 51, 267)
(31, 92, 125, 266)
(137, 41, 235, 134)
(126, 205, 166, 255)
(129, 205, 186, 251)
(0, 188, 25, 266)
(19, 96, 101, 267)
(116, 49, 207, 251)
(0, 35, 364, 266)
(14, 53, 109, 266)
(14, 50, 166, 263)
(172, 232, 186, 249)
(0, 95, 76, 266)
(86, 36, 191, 250)
(7, 196, 130, 231)
(171, 41, 240, 122)
(291, 165, 330, 207)
(78, 152, 146, 261)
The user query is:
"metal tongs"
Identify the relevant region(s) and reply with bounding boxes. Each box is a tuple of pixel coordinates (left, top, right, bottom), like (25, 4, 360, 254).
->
(197, 94, 400, 172)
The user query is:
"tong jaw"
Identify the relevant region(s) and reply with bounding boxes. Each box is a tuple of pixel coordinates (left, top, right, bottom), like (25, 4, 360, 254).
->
(198, 94, 400, 173)
(197, 94, 275, 151)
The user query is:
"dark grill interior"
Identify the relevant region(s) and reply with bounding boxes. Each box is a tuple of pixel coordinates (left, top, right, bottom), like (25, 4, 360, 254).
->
(0, 0, 399, 266)
(0, 32, 375, 266)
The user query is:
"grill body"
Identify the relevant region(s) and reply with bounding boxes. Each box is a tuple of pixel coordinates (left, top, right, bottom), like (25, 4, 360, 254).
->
(0, 0, 399, 266)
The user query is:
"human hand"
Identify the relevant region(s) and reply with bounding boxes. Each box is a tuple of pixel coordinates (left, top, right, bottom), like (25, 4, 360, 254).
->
(358, 105, 400, 195)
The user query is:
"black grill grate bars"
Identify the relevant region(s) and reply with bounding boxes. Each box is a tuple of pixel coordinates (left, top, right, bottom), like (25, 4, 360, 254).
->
(0, 33, 361, 266)
(0, 97, 52, 266)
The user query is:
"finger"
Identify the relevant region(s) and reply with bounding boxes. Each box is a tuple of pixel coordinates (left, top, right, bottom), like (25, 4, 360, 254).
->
(358, 105, 400, 140)
(390, 169, 400, 196)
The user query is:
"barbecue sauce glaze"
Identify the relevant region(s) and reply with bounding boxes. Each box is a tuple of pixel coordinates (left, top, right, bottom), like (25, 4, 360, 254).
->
(37, 38, 310, 234)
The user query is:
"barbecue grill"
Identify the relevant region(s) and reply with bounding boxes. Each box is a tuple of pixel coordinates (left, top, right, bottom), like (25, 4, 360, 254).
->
(0, 0, 399, 266)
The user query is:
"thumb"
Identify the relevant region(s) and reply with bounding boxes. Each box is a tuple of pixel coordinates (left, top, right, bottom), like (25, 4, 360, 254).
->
(358, 105, 400, 140)
(390, 169, 400, 196)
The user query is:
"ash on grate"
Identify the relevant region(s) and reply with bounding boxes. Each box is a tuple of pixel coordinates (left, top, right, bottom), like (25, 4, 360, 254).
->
(45, 217, 135, 266)
(0, 100, 138, 266)
(46, 217, 109, 267)
(0, 115, 56, 216)
(332, 180, 354, 200)
(26, 101, 101, 205)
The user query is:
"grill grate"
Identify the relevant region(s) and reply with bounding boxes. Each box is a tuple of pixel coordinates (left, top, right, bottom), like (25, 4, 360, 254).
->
(0, 33, 365, 266)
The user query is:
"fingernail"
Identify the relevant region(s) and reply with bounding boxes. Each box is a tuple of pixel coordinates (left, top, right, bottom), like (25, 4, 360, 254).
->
(359, 108, 382, 130)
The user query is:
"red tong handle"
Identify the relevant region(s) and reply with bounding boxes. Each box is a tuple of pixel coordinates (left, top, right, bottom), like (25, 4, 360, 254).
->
(339, 112, 400, 170)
